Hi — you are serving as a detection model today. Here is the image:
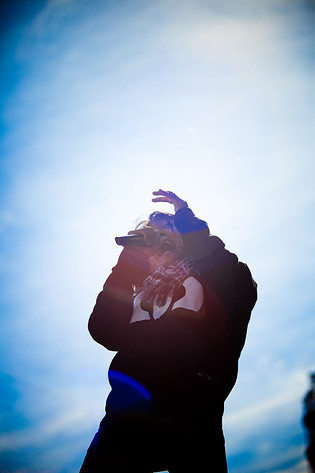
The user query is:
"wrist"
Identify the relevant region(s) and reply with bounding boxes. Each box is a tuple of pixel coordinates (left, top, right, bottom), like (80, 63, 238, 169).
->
(174, 199, 188, 213)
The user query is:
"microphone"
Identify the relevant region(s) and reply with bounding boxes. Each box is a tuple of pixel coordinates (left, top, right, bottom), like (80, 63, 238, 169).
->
(115, 235, 150, 247)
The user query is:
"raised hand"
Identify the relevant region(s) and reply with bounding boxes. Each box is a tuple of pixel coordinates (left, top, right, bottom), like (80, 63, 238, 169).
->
(152, 189, 188, 213)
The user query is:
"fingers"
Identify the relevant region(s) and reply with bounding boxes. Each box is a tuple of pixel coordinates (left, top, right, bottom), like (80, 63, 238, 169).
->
(152, 189, 177, 203)
(152, 189, 175, 197)
(152, 189, 188, 212)
(151, 196, 169, 203)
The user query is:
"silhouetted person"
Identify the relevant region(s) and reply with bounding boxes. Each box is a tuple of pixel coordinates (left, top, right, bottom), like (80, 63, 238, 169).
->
(80, 190, 257, 472)
(303, 373, 315, 472)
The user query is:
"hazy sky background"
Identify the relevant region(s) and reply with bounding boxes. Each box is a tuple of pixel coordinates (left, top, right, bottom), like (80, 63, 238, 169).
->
(1, 0, 314, 472)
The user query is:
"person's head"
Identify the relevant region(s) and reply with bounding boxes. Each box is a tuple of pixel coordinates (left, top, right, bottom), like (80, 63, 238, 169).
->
(137, 212, 184, 269)
(148, 211, 177, 232)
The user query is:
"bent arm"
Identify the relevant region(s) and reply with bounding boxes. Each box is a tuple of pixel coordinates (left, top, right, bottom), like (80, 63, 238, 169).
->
(174, 206, 234, 266)
(88, 248, 150, 350)
(151, 189, 227, 262)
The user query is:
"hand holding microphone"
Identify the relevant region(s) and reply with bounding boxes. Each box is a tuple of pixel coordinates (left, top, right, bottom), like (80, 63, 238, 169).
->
(115, 227, 160, 248)
(115, 234, 152, 247)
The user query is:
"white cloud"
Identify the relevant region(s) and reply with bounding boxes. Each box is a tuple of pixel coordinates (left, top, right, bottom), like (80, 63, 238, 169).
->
(225, 368, 308, 430)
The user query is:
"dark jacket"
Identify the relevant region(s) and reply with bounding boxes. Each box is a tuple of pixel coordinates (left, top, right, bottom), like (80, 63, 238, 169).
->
(88, 208, 257, 421)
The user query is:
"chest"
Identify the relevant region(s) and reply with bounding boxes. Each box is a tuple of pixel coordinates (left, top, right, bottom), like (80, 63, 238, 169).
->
(130, 276, 205, 323)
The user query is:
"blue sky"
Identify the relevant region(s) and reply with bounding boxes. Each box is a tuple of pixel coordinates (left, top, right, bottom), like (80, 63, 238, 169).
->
(0, 0, 314, 472)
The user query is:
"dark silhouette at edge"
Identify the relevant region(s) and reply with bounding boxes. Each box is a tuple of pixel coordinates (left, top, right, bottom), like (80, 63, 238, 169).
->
(303, 372, 315, 472)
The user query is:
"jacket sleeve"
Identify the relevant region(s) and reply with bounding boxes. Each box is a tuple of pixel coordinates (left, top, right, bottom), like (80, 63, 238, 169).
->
(174, 206, 237, 265)
(175, 207, 257, 342)
(174, 207, 258, 396)
(88, 248, 150, 351)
